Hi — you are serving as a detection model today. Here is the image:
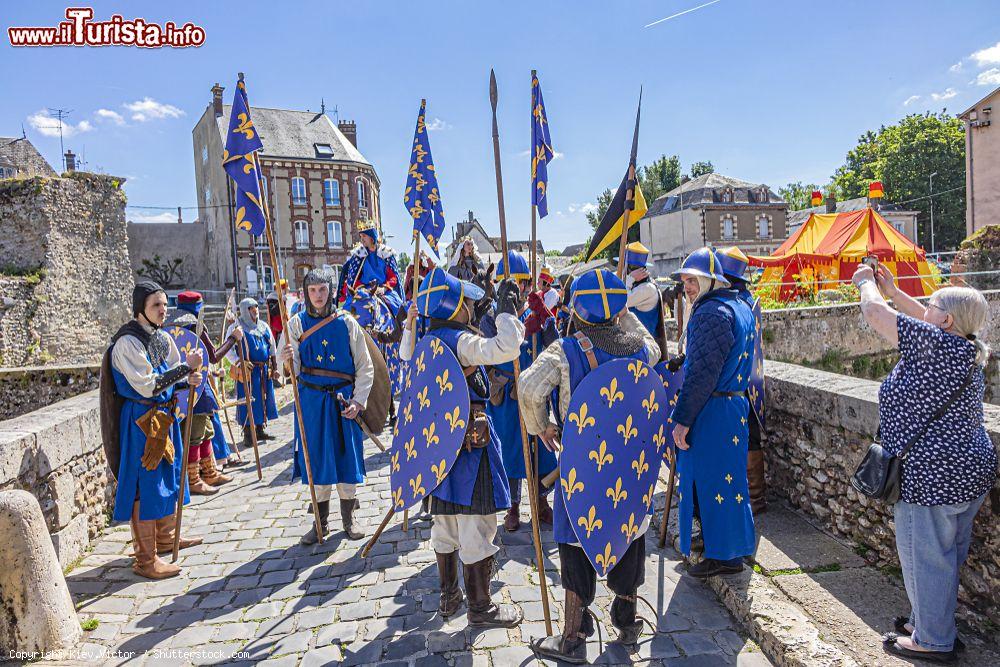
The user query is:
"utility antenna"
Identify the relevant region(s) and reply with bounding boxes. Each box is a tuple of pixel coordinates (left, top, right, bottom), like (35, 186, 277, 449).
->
(46, 108, 74, 169)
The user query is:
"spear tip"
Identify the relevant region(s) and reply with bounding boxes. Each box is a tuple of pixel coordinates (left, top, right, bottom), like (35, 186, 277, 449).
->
(238, 72, 245, 81)
(489, 69, 498, 111)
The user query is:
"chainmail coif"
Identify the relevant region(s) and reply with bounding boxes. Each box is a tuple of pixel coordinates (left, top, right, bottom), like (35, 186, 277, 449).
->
(571, 317, 644, 355)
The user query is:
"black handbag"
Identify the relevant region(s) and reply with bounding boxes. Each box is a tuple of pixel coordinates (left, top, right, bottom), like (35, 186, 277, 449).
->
(852, 366, 974, 503)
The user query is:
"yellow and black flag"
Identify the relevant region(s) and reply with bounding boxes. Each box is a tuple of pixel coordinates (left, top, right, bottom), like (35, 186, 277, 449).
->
(584, 91, 648, 261)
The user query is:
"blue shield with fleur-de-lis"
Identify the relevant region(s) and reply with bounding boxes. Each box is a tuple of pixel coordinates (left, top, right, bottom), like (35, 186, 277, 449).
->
(654, 362, 686, 463)
(389, 336, 470, 513)
(560, 358, 668, 576)
(165, 326, 209, 422)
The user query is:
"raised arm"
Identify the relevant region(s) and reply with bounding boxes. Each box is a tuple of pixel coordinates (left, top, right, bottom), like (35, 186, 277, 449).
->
(854, 265, 899, 346)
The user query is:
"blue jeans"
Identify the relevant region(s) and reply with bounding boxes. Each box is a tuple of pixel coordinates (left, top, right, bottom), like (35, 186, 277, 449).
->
(894, 494, 987, 651)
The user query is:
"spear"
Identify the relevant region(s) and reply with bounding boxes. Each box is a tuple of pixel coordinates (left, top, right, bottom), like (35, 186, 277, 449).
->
(173, 305, 206, 561)
(490, 68, 552, 636)
(214, 289, 241, 461)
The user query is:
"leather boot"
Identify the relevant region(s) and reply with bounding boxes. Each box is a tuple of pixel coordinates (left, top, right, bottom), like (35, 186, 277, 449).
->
(256, 424, 274, 441)
(131, 503, 180, 580)
(200, 450, 233, 486)
(340, 498, 364, 540)
(747, 450, 767, 514)
(187, 461, 218, 495)
(464, 555, 522, 628)
(504, 503, 521, 532)
(531, 589, 587, 664)
(242, 427, 253, 450)
(300, 500, 330, 545)
(154, 515, 203, 555)
(611, 593, 643, 649)
(436, 551, 464, 617)
(537, 494, 554, 525)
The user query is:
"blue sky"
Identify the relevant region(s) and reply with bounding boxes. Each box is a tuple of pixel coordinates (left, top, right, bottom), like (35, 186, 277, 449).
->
(3, 1, 999, 253)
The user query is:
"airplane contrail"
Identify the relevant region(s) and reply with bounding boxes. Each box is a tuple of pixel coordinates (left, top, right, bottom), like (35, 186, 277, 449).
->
(645, 0, 725, 28)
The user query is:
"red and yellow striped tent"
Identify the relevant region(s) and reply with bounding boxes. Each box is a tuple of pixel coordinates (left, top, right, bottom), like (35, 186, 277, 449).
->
(748, 207, 937, 301)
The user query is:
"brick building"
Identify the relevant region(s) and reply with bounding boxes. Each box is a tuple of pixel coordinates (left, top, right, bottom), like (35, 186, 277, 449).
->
(192, 84, 381, 293)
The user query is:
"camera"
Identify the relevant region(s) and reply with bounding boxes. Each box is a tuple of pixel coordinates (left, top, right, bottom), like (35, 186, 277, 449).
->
(862, 256, 879, 272)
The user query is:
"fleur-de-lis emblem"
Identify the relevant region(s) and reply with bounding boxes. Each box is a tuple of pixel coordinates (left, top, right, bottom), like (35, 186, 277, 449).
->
(415, 352, 426, 374)
(390, 451, 400, 473)
(402, 402, 413, 425)
(577, 505, 603, 538)
(606, 477, 628, 508)
(405, 371, 412, 390)
(404, 437, 417, 460)
(393, 487, 404, 508)
(568, 403, 596, 434)
(642, 390, 659, 419)
(595, 542, 618, 575)
(423, 422, 439, 448)
(642, 482, 655, 508)
(631, 450, 649, 480)
(233, 112, 255, 140)
(393, 421, 399, 438)
(600, 377, 624, 407)
(561, 467, 585, 499)
(417, 387, 430, 410)
(431, 459, 448, 485)
(620, 513, 639, 542)
(588, 441, 613, 471)
(179, 341, 196, 356)
(444, 406, 465, 433)
(617, 415, 638, 445)
(748, 385, 759, 406)
(628, 360, 649, 383)
(653, 425, 666, 454)
(436, 369, 453, 395)
(430, 338, 444, 358)
(409, 474, 426, 498)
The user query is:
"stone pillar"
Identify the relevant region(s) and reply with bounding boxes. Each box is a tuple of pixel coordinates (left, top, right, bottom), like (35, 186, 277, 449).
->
(0, 490, 81, 654)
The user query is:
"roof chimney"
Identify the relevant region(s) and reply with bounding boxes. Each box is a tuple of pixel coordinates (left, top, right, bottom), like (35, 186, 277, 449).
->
(211, 83, 225, 118)
(64, 150, 76, 172)
(338, 120, 357, 148)
(177, 206, 183, 224)
(825, 193, 837, 214)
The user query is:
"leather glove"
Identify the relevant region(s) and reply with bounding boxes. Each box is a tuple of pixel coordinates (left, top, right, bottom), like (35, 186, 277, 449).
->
(496, 279, 522, 317)
(137, 408, 176, 471)
(667, 354, 686, 373)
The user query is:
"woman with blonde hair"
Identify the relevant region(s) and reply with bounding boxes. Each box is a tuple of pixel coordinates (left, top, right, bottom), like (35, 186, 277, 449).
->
(449, 236, 484, 282)
(853, 263, 997, 663)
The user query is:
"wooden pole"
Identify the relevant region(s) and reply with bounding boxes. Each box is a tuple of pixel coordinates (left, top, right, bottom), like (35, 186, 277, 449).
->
(214, 290, 240, 459)
(362, 506, 395, 557)
(173, 307, 206, 562)
(659, 291, 685, 549)
(616, 162, 635, 280)
(233, 333, 262, 480)
(249, 145, 323, 544)
(530, 70, 538, 291)
(489, 69, 552, 636)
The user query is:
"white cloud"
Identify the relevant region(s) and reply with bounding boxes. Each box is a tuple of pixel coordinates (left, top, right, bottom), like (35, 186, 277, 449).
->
(124, 97, 184, 122)
(903, 95, 921, 106)
(974, 67, 1000, 86)
(930, 87, 958, 101)
(949, 61, 963, 73)
(425, 117, 451, 131)
(26, 109, 93, 138)
(971, 41, 1000, 66)
(95, 108, 125, 125)
(568, 202, 598, 215)
(128, 210, 176, 224)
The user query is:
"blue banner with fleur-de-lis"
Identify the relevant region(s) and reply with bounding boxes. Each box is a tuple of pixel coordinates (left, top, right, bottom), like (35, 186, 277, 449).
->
(748, 297, 765, 427)
(388, 336, 470, 513)
(531, 72, 554, 218)
(560, 358, 667, 576)
(403, 100, 445, 253)
(165, 326, 208, 422)
(222, 76, 266, 236)
(654, 362, 685, 463)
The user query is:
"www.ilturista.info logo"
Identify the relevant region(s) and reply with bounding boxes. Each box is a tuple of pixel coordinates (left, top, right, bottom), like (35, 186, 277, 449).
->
(8, 7, 205, 48)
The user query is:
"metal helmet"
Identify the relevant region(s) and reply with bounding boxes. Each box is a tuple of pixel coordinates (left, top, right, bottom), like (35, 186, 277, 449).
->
(303, 268, 335, 318)
(570, 268, 628, 325)
(717, 246, 749, 285)
(670, 247, 730, 287)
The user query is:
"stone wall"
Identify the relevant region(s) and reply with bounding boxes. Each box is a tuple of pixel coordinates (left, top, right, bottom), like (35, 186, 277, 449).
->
(763, 360, 1000, 627)
(0, 390, 110, 569)
(0, 173, 132, 367)
(0, 364, 100, 421)
(127, 220, 212, 290)
(0, 276, 35, 367)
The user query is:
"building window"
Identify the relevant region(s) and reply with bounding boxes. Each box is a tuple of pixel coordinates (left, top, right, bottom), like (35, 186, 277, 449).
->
(204, 184, 211, 205)
(292, 177, 307, 205)
(295, 220, 309, 249)
(757, 215, 770, 239)
(721, 188, 733, 203)
(324, 178, 341, 206)
(357, 178, 368, 209)
(315, 143, 335, 159)
(201, 146, 208, 164)
(757, 187, 769, 203)
(260, 265, 274, 293)
(723, 216, 735, 240)
(327, 220, 343, 248)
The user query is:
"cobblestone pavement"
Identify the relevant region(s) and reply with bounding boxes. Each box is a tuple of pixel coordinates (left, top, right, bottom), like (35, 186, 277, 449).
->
(64, 403, 773, 666)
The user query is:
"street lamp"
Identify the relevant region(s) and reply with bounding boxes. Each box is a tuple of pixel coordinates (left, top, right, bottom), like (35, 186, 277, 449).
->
(929, 172, 938, 255)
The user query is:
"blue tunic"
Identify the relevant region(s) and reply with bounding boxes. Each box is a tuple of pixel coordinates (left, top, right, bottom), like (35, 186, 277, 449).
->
(292, 312, 366, 486)
(210, 410, 231, 460)
(235, 326, 278, 427)
(629, 282, 662, 339)
(427, 327, 511, 510)
(111, 348, 188, 522)
(552, 336, 649, 545)
(673, 291, 756, 560)
(339, 249, 405, 313)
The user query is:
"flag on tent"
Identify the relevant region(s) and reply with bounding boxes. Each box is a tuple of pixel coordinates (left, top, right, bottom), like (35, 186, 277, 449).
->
(404, 100, 445, 253)
(222, 76, 266, 236)
(531, 72, 554, 218)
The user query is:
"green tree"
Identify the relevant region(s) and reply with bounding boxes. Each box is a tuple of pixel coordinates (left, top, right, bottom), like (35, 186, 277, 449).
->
(690, 160, 715, 178)
(778, 181, 821, 211)
(398, 252, 411, 273)
(832, 112, 966, 250)
(639, 154, 681, 202)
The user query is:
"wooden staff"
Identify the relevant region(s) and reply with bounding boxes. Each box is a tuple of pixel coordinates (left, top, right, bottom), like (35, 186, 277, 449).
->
(234, 331, 263, 480)
(490, 69, 552, 636)
(530, 70, 538, 291)
(215, 289, 240, 458)
(659, 290, 685, 549)
(173, 306, 206, 561)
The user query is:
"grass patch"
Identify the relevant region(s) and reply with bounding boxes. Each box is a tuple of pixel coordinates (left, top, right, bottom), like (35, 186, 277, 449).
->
(80, 618, 99, 631)
(762, 562, 843, 577)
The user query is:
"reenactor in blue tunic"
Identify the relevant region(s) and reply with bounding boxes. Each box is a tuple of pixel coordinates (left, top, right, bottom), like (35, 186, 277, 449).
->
(226, 298, 280, 447)
(401, 267, 525, 628)
(279, 269, 375, 544)
(519, 268, 662, 662)
(100, 282, 205, 579)
(671, 248, 757, 579)
(625, 241, 668, 359)
(336, 221, 405, 314)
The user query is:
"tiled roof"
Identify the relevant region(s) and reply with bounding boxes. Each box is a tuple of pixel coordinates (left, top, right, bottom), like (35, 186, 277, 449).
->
(0, 137, 57, 177)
